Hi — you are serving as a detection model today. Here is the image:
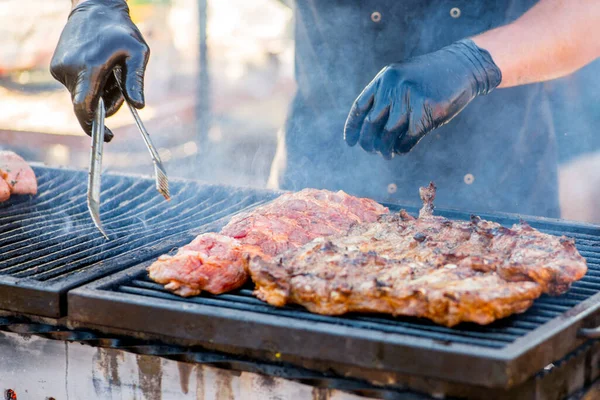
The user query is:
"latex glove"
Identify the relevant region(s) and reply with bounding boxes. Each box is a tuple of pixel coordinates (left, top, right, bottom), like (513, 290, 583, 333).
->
(344, 39, 502, 159)
(50, 0, 150, 142)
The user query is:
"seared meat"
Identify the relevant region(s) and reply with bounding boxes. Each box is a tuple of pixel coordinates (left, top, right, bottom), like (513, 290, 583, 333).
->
(249, 183, 587, 327)
(0, 151, 37, 198)
(147, 189, 388, 296)
(148, 233, 251, 297)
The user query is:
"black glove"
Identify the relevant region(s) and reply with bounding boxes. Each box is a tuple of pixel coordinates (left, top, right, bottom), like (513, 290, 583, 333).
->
(50, 0, 150, 142)
(344, 39, 502, 159)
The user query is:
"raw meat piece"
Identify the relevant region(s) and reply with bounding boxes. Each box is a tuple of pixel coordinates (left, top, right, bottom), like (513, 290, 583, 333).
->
(147, 189, 389, 296)
(0, 150, 37, 198)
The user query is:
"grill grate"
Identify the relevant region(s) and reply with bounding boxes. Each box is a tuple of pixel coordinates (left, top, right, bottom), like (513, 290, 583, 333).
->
(0, 166, 278, 317)
(111, 251, 596, 350)
(68, 205, 600, 390)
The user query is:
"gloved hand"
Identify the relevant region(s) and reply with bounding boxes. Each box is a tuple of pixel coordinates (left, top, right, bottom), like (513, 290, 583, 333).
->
(344, 39, 502, 159)
(50, 0, 150, 142)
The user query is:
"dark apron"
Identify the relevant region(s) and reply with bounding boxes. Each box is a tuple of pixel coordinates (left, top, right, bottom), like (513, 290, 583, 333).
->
(271, 0, 560, 218)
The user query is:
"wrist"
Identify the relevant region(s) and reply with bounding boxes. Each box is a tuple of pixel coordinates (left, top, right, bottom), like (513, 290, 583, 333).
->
(72, 0, 127, 9)
(453, 39, 502, 95)
(70, 0, 129, 16)
(71, 0, 87, 8)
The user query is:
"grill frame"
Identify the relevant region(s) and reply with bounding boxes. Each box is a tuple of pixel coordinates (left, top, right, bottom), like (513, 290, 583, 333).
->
(67, 208, 600, 390)
(0, 165, 279, 317)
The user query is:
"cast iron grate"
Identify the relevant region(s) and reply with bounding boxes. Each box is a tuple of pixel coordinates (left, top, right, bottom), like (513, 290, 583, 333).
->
(100, 225, 600, 349)
(115, 275, 586, 349)
(0, 166, 278, 317)
(68, 206, 600, 389)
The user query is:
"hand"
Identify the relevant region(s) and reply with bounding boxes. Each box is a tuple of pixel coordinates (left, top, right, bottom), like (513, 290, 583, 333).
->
(343, 39, 502, 159)
(50, 0, 150, 142)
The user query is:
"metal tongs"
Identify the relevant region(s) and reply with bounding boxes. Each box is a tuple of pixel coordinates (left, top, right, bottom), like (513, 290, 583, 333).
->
(88, 69, 170, 239)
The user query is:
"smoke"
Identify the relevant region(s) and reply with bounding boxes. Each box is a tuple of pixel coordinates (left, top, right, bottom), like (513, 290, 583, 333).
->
(99, 1, 600, 222)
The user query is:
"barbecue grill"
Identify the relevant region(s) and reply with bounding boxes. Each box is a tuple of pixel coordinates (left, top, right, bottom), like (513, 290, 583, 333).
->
(67, 211, 600, 398)
(0, 165, 277, 317)
(2, 165, 600, 399)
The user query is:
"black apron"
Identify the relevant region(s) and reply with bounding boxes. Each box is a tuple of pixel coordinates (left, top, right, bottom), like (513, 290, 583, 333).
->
(271, 0, 560, 218)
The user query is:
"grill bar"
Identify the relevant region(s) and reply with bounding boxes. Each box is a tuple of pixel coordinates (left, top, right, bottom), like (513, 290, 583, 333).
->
(0, 166, 278, 317)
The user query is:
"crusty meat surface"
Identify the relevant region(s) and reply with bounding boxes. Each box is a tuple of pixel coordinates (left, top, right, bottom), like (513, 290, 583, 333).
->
(249, 183, 588, 327)
(147, 189, 388, 296)
(0, 151, 37, 197)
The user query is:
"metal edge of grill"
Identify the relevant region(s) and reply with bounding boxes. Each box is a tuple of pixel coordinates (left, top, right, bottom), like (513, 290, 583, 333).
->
(4, 313, 600, 400)
(0, 165, 280, 317)
(67, 262, 600, 390)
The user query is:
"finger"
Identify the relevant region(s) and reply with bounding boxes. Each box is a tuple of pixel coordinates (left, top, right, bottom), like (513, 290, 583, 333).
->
(103, 74, 125, 118)
(344, 82, 376, 146)
(358, 96, 389, 153)
(104, 91, 125, 118)
(72, 67, 97, 137)
(73, 108, 114, 142)
(122, 46, 150, 109)
(377, 101, 408, 160)
(72, 68, 115, 143)
(394, 103, 431, 154)
(103, 126, 115, 143)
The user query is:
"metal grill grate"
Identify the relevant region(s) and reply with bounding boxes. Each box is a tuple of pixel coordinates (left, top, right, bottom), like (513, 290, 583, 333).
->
(0, 166, 278, 317)
(68, 206, 600, 390)
(114, 277, 578, 349)
(101, 208, 600, 349)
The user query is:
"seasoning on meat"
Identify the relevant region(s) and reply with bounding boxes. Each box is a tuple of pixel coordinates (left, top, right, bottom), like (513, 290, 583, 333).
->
(147, 189, 389, 296)
(0, 151, 37, 201)
(249, 183, 588, 327)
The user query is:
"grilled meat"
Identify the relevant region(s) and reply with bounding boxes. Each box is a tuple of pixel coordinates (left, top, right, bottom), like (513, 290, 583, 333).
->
(249, 183, 587, 327)
(148, 233, 251, 297)
(147, 189, 388, 296)
(0, 151, 37, 201)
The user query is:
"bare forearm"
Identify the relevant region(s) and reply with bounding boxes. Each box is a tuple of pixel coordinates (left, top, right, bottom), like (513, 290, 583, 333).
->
(71, 0, 126, 9)
(472, 0, 600, 88)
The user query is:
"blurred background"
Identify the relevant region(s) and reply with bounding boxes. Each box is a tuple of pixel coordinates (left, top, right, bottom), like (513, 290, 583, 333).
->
(0, 0, 599, 223)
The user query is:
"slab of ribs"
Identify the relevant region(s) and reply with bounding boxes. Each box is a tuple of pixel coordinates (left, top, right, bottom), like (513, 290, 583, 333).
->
(148, 183, 587, 326)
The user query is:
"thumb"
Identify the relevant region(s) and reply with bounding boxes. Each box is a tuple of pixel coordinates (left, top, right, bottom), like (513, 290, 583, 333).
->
(122, 51, 149, 109)
(71, 69, 114, 143)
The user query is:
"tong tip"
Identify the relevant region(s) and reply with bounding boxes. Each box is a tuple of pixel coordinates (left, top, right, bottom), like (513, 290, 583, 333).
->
(88, 198, 110, 240)
(154, 163, 170, 201)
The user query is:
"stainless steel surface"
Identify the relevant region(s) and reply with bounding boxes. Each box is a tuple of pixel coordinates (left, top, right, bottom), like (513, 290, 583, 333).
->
(113, 69, 170, 201)
(88, 97, 109, 240)
(0, 331, 366, 400)
(578, 326, 600, 339)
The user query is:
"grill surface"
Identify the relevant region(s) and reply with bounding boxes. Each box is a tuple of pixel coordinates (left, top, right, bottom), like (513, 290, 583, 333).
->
(68, 203, 600, 390)
(0, 165, 278, 317)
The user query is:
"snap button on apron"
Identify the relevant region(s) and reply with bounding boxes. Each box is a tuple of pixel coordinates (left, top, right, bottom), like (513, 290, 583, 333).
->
(450, 7, 461, 18)
(464, 173, 474, 185)
(371, 11, 382, 23)
(387, 183, 397, 194)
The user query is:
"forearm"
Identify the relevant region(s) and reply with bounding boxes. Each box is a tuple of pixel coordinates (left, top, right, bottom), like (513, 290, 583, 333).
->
(71, 0, 126, 9)
(472, 0, 600, 88)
